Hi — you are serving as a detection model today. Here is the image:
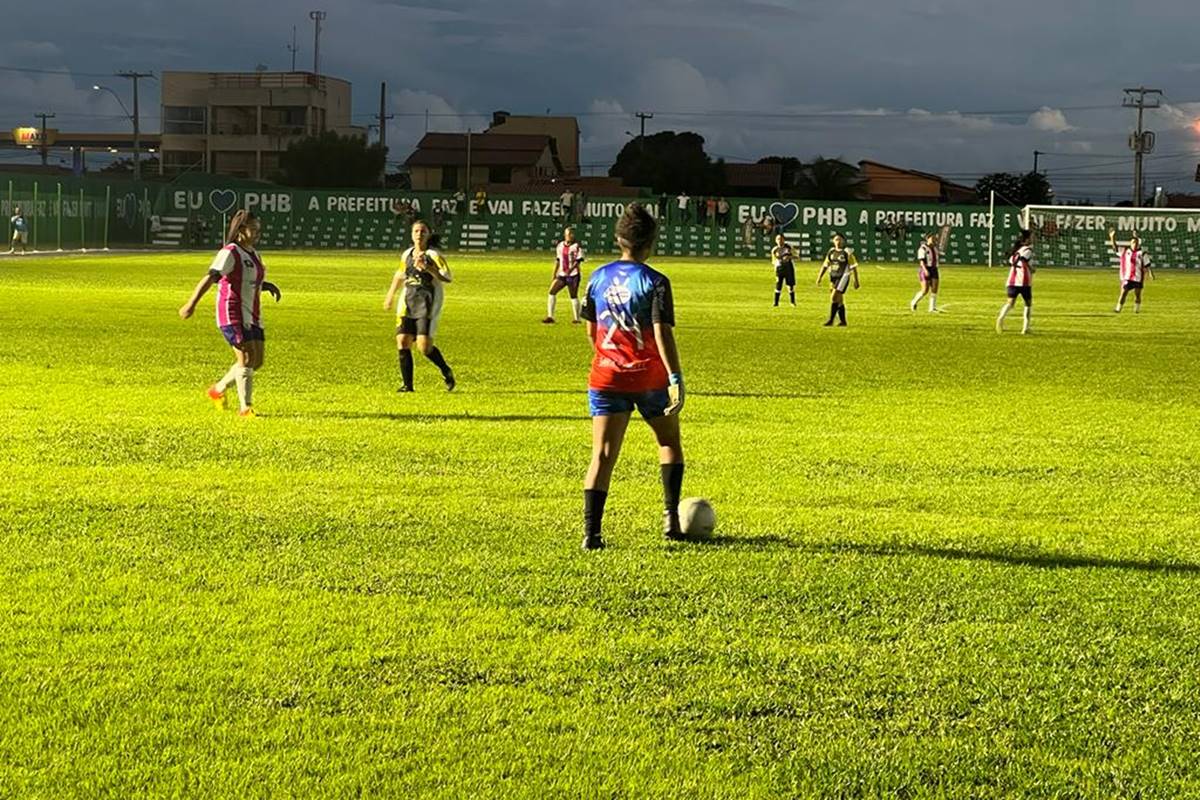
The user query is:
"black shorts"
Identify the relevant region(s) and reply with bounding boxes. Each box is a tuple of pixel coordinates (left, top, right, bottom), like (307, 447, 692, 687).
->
(551, 274, 581, 294)
(220, 324, 264, 347)
(1006, 286, 1032, 304)
(1123, 280, 1143, 291)
(396, 317, 433, 336)
(923, 267, 940, 282)
(775, 263, 796, 286)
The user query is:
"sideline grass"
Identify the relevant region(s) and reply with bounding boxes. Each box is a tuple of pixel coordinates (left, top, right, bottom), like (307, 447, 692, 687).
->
(1, 250, 1199, 798)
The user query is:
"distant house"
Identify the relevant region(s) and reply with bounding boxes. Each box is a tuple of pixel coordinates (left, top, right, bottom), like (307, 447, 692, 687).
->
(486, 111, 580, 176)
(859, 160, 977, 204)
(404, 132, 563, 191)
(722, 163, 783, 197)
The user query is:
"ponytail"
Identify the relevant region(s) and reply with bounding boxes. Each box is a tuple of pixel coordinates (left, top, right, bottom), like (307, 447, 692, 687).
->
(225, 209, 257, 245)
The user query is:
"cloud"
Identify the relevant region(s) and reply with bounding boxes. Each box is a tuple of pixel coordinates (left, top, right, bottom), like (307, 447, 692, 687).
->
(1028, 107, 1074, 133)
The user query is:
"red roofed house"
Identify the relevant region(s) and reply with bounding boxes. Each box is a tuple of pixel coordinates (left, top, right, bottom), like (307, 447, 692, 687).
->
(405, 132, 562, 191)
(859, 160, 977, 204)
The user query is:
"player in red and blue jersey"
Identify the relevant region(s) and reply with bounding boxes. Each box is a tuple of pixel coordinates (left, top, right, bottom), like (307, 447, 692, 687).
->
(179, 210, 281, 417)
(997, 229, 1034, 334)
(580, 203, 686, 550)
(1108, 229, 1154, 313)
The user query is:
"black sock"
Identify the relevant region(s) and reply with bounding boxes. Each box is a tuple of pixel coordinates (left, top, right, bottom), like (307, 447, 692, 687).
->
(584, 489, 608, 538)
(837, 304, 847, 324)
(660, 462, 684, 514)
(828, 302, 838, 322)
(425, 346, 452, 378)
(398, 349, 414, 389)
(789, 289, 795, 304)
(773, 290, 781, 306)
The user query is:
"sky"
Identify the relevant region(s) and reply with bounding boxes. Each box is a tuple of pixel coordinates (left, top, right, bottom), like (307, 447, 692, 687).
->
(3, 0, 1200, 201)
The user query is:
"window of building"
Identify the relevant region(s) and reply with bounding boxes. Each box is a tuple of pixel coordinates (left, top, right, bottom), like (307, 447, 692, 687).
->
(261, 106, 307, 137)
(210, 106, 257, 136)
(211, 151, 257, 178)
(163, 106, 206, 135)
(488, 166, 512, 184)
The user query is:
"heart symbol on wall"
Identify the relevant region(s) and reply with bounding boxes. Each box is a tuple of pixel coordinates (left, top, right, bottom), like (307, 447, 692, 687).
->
(769, 202, 800, 229)
(209, 189, 238, 214)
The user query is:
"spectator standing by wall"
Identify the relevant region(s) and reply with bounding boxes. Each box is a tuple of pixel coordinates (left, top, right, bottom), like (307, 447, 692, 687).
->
(705, 197, 718, 227)
(475, 186, 488, 217)
(697, 196, 708, 226)
(717, 197, 730, 227)
(676, 191, 690, 224)
(560, 188, 575, 223)
(658, 193, 669, 222)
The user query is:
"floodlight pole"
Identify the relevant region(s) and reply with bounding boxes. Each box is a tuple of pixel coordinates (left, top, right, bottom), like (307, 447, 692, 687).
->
(987, 190, 995, 268)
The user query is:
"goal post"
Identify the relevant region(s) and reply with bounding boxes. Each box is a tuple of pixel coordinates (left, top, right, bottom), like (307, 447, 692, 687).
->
(1020, 204, 1200, 269)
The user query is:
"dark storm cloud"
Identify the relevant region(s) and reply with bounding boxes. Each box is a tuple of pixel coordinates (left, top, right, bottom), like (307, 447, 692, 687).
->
(3, 0, 1199, 198)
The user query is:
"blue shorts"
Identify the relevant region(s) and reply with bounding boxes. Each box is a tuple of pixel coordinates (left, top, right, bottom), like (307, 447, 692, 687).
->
(220, 324, 265, 347)
(588, 388, 670, 420)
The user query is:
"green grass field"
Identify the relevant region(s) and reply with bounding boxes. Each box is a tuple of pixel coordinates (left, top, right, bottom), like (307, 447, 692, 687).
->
(2, 249, 1199, 798)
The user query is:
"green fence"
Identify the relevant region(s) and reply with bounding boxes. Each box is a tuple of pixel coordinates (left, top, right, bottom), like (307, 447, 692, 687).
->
(1, 175, 152, 251)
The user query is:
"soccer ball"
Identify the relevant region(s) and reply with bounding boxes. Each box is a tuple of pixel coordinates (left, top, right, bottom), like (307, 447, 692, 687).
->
(678, 497, 716, 538)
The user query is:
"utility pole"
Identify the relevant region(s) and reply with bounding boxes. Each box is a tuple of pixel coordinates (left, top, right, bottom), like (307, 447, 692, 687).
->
(635, 111, 653, 152)
(35, 111, 55, 166)
(117, 71, 153, 181)
(1032, 150, 1042, 174)
(1123, 86, 1162, 206)
(287, 25, 299, 71)
(309, 11, 327, 75)
(377, 82, 394, 187)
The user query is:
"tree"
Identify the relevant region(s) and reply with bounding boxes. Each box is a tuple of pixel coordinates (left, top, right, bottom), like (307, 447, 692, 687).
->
(100, 156, 160, 175)
(609, 131, 725, 194)
(758, 156, 804, 192)
(792, 157, 868, 201)
(975, 171, 1053, 206)
(278, 131, 387, 188)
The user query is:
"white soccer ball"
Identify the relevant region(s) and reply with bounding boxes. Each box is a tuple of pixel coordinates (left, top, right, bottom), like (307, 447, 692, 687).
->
(679, 497, 716, 539)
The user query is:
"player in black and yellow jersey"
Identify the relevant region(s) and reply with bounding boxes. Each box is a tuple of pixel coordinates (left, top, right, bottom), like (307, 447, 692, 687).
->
(814, 233, 859, 326)
(770, 233, 797, 307)
(383, 220, 456, 392)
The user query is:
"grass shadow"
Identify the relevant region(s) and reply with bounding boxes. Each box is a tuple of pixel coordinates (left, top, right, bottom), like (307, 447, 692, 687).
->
(813, 540, 1200, 574)
(693, 534, 800, 549)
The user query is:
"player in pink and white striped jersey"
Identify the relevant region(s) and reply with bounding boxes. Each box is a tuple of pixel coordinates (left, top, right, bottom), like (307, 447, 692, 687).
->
(178, 210, 281, 417)
(543, 226, 586, 324)
(996, 229, 1034, 334)
(1107, 229, 1154, 314)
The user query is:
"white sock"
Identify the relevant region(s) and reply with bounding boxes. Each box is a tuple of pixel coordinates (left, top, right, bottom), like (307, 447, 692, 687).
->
(547, 295, 556, 319)
(929, 293, 937, 311)
(1134, 302, 1141, 313)
(216, 364, 239, 392)
(570, 298, 581, 321)
(235, 366, 254, 411)
(910, 291, 923, 309)
(1022, 307, 1031, 333)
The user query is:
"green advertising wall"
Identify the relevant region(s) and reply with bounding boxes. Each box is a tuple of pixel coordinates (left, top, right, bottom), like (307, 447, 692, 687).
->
(151, 183, 1027, 265)
(3, 171, 1034, 265)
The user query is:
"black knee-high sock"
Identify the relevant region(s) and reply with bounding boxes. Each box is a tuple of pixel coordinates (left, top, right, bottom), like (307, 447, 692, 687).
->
(424, 346, 452, 378)
(828, 302, 838, 322)
(837, 303, 847, 324)
(660, 463, 684, 514)
(398, 349, 414, 389)
(584, 489, 608, 538)
(788, 288, 796, 305)
(773, 290, 781, 306)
